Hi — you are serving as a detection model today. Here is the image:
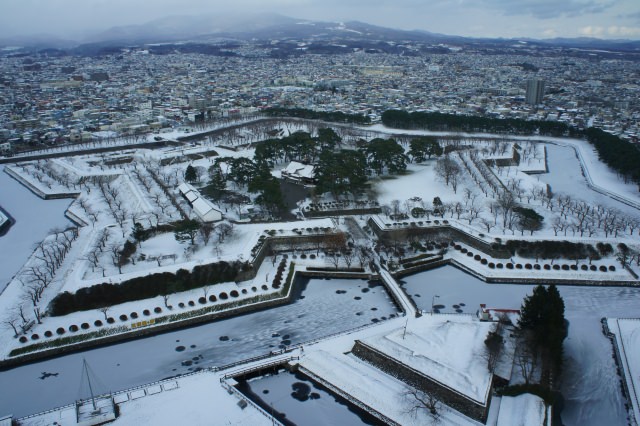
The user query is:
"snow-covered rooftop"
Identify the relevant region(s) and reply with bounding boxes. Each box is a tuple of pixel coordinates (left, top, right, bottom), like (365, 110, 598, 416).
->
(496, 394, 547, 426)
(282, 161, 315, 180)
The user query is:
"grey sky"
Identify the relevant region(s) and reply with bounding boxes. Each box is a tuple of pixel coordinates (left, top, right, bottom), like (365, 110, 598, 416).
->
(1, 0, 639, 40)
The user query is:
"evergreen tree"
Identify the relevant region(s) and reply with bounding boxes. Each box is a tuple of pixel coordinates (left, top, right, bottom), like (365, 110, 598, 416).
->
(207, 164, 227, 198)
(184, 165, 198, 183)
(409, 137, 442, 163)
(518, 284, 566, 387)
(174, 219, 201, 245)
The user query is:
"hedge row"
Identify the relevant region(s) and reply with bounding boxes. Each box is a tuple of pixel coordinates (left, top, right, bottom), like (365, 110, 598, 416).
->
(49, 260, 251, 316)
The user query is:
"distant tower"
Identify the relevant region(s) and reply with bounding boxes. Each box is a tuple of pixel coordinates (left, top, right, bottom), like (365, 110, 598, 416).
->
(526, 79, 545, 105)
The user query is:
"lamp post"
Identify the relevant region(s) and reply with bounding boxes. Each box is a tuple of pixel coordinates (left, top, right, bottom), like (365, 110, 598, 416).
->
(431, 294, 440, 315)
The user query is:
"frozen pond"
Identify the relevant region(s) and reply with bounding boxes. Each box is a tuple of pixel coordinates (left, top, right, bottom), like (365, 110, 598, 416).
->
(401, 265, 640, 426)
(0, 167, 72, 291)
(0, 277, 399, 417)
(237, 369, 378, 426)
(539, 143, 639, 216)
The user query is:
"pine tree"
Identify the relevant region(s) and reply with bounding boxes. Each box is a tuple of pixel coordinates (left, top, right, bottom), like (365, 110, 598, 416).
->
(184, 165, 197, 183)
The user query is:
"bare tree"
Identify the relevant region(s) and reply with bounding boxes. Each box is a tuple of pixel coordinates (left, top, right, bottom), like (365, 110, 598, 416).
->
(99, 306, 110, 321)
(342, 248, 356, 269)
(3, 314, 20, 337)
(199, 222, 214, 245)
(435, 156, 461, 192)
(404, 388, 441, 422)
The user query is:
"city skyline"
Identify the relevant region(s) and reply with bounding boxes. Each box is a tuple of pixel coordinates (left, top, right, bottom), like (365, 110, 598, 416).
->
(1, 0, 640, 42)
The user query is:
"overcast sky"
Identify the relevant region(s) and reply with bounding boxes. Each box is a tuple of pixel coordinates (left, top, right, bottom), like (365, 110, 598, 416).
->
(1, 0, 639, 41)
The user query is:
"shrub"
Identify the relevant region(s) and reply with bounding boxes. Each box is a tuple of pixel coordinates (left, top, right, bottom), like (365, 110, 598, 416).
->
(525, 264, 532, 270)
(69, 325, 79, 332)
(570, 265, 578, 271)
(534, 264, 541, 270)
(198, 297, 207, 304)
(488, 262, 495, 269)
(242, 289, 248, 294)
(44, 330, 53, 338)
(56, 327, 65, 335)
(600, 265, 607, 272)
(251, 287, 257, 292)
(143, 309, 150, 316)
(261, 285, 268, 291)
(516, 264, 523, 269)
(119, 314, 128, 321)
(94, 320, 103, 327)
(581, 265, 588, 271)
(81, 323, 90, 330)
(481, 259, 488, 265)
(590, 265, 597, 271)
(178, 303, 185, 308)
(553, 264, 560, 270)
(497, 263, 503, 269)
(466, 252, 473, 257)
(31, 334, 39, 340)
(208, 295, 217, 302)
(219, 292, 228, 300)
(188, 300, 195, 307)
(561, 264, 569, 271)
(19, 336, 28, 343)
(609, 265, 616, 271)
(131, 312, 138, 319)
(154, 307, 162, 313)
(474, 254, 481, 261)
(506, 263, 513, 269)
(230, 290, 239, 298)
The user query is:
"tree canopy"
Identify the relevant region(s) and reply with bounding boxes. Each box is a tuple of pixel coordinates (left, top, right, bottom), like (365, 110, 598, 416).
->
(518, 284, 567, 386)
(409, 136, 443, 163)
(315, 149, 368, 197)
(363, 138, 408, 176)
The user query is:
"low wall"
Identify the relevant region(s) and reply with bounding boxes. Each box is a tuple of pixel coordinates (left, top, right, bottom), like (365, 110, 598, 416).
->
(305, 207, 382, 218)
(352, 340, 490, 423)
(368, 217, 511, 259)
(394, 257, 639, 287)
(4, 166, 79, 200)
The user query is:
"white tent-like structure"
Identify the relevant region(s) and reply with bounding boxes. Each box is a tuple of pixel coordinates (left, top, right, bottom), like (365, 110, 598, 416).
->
(178, 182, 223, 223)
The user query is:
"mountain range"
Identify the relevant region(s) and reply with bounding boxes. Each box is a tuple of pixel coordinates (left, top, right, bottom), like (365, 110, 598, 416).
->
(2, 13, 639, 53)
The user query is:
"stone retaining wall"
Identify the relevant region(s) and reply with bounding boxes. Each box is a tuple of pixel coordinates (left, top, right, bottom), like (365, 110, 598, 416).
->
(368, 217, 510, 259)
(352, 340, 490, 423)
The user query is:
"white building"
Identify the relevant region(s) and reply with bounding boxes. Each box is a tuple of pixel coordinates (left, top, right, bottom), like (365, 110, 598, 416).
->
(281, 161, 316, 184)
(178, 183, 223, 223)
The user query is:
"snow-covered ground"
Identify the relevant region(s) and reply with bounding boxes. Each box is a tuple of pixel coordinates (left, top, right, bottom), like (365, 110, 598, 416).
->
(375, 162, 464, 206)
(400, 265, 637, 426)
